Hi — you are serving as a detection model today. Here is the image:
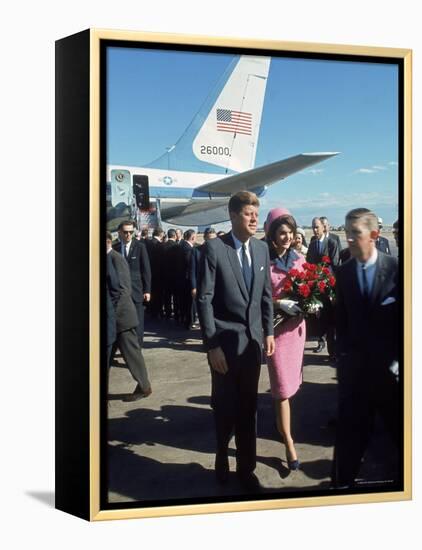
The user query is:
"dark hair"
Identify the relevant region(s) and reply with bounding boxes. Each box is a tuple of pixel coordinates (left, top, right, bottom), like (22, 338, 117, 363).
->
(118, 220, 136, 230)
(141, 228, 149, 237)
(228, 190, 260, 214)
(267, 214, 298, 260)
(393, 219, 399, 229)
(167, 228, 176, 239)
(183, 229, 196, 241)
(153, 227, 164, 237)
(204, 227, 216, 236)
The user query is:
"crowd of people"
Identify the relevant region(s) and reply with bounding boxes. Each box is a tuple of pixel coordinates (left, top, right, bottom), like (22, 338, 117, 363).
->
(106, 190, 400, 492)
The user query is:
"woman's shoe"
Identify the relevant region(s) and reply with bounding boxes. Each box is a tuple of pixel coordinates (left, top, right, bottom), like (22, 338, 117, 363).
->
(287, 458, 301, 471)
(286, 446, 300, 471)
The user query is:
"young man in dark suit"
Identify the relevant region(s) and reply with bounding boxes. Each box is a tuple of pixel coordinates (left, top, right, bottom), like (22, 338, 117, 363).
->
(197, 191, 275, 492)
(113, 220, 152, 347)
(332, 208, 400, 488)
(107, 233, 152, 401)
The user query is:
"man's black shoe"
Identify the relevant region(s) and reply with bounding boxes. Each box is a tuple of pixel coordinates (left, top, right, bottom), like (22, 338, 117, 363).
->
(237, 472, 262, 492)
(313, 339, 326, 353)
(215, 454, 229, 484)
(123, 384, 152, 402)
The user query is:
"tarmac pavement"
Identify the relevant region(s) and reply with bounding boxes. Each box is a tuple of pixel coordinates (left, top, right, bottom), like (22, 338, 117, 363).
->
(107, 316, 400, 505)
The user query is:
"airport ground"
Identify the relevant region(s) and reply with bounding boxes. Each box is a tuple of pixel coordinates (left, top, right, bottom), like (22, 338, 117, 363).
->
(107, 313, 399, 505)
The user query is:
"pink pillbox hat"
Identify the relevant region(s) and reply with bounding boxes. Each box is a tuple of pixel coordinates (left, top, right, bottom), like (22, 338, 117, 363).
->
(264, 207, 292, 235)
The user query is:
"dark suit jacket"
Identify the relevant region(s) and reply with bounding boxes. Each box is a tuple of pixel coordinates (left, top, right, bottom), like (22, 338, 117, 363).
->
(335, 251, 399, 381)
(306, 235, 340, 269)
(197, 232, 274, 357)
(328, 232, 342, 251)
(340, 248, 351, 264)
(109, 250, 139, 332)
(113, 239, 151, 303)
(376, 235, 391, 255)
(190, 244, 203, 290)
(179, 239, 195, 282)
(106, 252, 118, 346)
(162, 239, 178, 284)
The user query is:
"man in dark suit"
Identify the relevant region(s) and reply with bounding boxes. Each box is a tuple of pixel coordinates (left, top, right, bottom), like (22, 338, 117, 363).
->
(332, 208, 400, 488)
(197, 191, 275, 491)
(320, 216, 342, 252)
(107, 232, 152, 401)
(191, 227, 217, 300)
(113, 220, 151, 346)
(179, 229, 197, 329)
(162, 228, 179, 319)
(307, 217, 340, 358)
(144, 227, 165, 318)
(106, 250, 118, 368)
(375, 217, 391, 255)
(307, 217, 340, 267)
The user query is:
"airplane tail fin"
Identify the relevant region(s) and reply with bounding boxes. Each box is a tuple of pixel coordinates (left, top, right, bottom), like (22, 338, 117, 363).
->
(148, 55, 270, 174)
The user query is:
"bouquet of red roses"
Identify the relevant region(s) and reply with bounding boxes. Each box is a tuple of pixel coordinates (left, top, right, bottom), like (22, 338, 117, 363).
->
(280, 255, 336, 316)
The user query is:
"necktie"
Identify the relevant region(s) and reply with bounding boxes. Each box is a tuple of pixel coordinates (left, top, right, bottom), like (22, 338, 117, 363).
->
(241, 243, 252, 293)
(124, 244, 128, 260)
(361, 264, 369, 301)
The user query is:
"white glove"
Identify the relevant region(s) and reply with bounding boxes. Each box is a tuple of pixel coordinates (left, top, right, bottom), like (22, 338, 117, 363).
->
(276, 299, 302, 316)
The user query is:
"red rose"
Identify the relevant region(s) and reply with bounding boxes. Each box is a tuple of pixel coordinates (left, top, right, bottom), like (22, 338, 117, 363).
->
(283, 279, 293, 292)
(298, 284, 311, 298)
(289, 269, 299, 278)
(318, 281, 327, 293)
(308, 263, 318, 271)
(321, 256, 331, 264)
(328, 276, 336, 287)
(308, 280, 315, 288)
(322, 267, 330, 275)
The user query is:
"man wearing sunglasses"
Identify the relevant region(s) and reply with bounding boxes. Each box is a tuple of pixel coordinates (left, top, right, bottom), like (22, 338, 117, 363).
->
(113, 220, 152, 401)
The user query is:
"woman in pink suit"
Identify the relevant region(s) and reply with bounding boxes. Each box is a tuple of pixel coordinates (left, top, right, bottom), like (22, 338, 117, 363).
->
(265, 208, 306, 470)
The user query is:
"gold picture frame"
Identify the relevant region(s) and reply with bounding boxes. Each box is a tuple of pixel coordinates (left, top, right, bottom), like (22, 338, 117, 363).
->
(55, 28, 412, 521)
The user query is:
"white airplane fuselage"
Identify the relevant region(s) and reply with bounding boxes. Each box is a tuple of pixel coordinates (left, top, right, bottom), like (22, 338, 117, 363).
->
(107, 164, 237, 202)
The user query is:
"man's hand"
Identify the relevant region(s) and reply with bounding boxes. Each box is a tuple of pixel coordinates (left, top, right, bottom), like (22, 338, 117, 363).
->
(208, 346, 228, 374)
(264, 335, 275, 357)
(143, 293, 151, 303)
(191, 288, 197, 298)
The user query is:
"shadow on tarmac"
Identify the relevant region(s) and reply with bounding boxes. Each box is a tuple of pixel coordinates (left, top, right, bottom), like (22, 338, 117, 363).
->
(257, 380, 338, 449)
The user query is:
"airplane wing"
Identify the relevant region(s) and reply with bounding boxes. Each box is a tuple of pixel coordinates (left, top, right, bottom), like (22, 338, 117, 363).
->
(197, 152, 339, 195)
(160, 198, 230, 226)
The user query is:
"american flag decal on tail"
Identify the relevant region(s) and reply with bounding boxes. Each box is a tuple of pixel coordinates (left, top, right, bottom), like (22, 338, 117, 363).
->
(216, 109, 252, 136)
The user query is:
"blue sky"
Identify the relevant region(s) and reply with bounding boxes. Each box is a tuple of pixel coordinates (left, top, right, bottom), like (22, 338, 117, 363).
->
(107, 47, 399, 227)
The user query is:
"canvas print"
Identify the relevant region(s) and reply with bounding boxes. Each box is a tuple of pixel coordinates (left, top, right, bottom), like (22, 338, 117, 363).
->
(103, 44, 402, 509)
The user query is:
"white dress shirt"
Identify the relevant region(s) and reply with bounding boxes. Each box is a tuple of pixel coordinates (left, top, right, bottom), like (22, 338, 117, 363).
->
(231, 232, 252, 270)
(121, 241, 131, 258)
